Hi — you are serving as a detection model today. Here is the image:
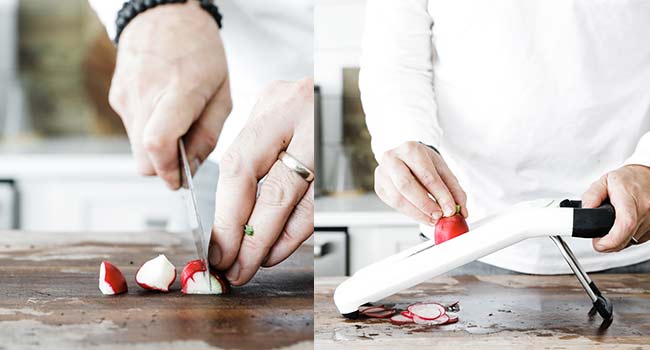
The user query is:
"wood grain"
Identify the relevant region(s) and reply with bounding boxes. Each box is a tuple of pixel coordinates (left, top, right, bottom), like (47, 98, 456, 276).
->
(315, 275, 650, 350)
(0, 231, 313, 350)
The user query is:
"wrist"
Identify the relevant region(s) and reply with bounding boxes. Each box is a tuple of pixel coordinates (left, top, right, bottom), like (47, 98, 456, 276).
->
(114, 0, 222, 45)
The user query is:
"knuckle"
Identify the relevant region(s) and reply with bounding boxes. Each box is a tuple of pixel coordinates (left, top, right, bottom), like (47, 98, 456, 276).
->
(420, 173, 440, 189)
(241, 235, 272, 257)
(108, 85, 126, 112)
(142, 134, 167, 154)
(393, 176, 413, 192)
(258, 174, 298, 208)
(220, 150, 248, 177)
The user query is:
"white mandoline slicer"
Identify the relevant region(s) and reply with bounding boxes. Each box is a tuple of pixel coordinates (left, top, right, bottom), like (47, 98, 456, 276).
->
(334, 199, 615, 323)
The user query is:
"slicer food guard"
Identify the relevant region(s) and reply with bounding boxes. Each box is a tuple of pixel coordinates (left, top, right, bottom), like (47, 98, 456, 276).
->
(333, 198, 615, 322)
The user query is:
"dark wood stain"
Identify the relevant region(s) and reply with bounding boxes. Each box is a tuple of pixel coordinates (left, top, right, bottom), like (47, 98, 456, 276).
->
(0, 231, 313, 350)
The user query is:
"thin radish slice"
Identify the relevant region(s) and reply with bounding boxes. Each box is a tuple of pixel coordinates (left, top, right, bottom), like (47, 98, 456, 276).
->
(390, 314, 415, 325)
(443, 314, 459, 325)
(359, 305, 380, 313)
(413, 314, 449, 325)
(401, 310, 414, 318)
(408, 302, 445, 320)
(360, 306, 387, 315)
(365, 309, 395, 318)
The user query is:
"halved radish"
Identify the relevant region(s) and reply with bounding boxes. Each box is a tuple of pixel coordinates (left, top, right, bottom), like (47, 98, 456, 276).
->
(98, 261, 127, 295)
(135, 254, 176, 292)
(407, 302, 445, 320)
(365, 309, 395, 318)
(413, 314, 449, 325)
(390, 314, 415, 325)
(180, 259, 229, 295)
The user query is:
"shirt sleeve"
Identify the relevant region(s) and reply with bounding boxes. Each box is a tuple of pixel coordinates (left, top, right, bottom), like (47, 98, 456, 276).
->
(358, 0, 442, 161)
(88, 0, 124, 40)
(624, 132, 650, 168)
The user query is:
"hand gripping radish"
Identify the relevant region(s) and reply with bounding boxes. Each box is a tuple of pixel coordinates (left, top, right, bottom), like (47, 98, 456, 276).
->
(99, 261, 128, 295)
(434, 205, 469, 244)
(181, 259, 230, 294)
(135, 254, 177, 292)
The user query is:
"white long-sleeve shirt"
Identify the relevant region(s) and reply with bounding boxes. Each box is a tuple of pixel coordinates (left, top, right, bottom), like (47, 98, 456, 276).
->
(360, 0, 650, 274)
(88, 0, 313, 159)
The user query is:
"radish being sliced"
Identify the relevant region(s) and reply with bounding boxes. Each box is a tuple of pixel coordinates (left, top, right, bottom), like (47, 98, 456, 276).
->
(407, 302, 446, 320)
(99, 260, 127, 295)
(413, 314, 449, 325)
(390, 314, 415, 325)
(180, 259, 230, 295)
(135, 254, 176, 292)
(365, 309, 395, 318)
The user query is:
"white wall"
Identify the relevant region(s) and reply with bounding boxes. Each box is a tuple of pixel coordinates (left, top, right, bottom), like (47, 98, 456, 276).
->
(315, 0, 366, 178)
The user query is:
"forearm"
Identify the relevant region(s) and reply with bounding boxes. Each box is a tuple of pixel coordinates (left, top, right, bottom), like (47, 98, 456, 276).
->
(359, 0, 442, 161)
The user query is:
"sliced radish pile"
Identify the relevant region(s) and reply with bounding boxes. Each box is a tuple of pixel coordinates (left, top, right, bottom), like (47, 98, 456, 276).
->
(407, 303, 445, 320)
(359, 301, 460, 327)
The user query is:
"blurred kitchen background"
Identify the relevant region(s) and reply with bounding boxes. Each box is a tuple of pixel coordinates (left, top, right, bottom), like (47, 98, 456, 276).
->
(314, 0, 421, 277)
(0, 0, 185, 233)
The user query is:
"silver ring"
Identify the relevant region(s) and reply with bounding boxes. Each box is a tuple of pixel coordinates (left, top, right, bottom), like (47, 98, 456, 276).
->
(631, 236, 640, 245)
(278, 151, 314, 182)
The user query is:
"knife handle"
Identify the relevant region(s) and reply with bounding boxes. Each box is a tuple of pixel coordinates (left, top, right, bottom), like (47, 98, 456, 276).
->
(560, 199, 615, 238)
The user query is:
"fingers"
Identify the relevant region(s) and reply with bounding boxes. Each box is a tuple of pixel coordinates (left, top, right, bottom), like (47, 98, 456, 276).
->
(429, 152, 468, 217)
(262, 183, 314, 267)
(184, 77, 232, 173)
(582, 175, 608, 208)
(375, 166, 436, 225)
(593, 181, 638, 252)
(382, 156, 442, 222)
(390, 142, 459, 217)
(143, 90, 206, 189)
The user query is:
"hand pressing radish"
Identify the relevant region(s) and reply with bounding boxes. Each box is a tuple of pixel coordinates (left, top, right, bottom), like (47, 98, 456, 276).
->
(180, 259, 230, 295)
(434, 205, 469, 244)
(135, 254, 176, 292)
(99, 261, 128, 295)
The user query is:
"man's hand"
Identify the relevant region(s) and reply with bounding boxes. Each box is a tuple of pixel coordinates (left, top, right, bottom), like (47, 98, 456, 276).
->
(208, 78, 314, 286)
(374, 141, 468, 225)
(582, 164, 650, 252)
(109, 1, 232, 189)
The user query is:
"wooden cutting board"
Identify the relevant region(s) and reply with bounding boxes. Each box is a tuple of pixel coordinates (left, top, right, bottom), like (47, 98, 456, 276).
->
(315, 275, 650, 349)
(0, 231, 313, 350)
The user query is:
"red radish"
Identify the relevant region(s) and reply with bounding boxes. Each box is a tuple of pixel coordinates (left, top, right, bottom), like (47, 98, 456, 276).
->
(180, 259, 230, 295)
(359, 305, 382, 313)
(444, 313, 459, 325)
(413, 314, 450, 325)
(401, 310, 414, 318)
(434, 205, 469, 244)
(135, 254, 176, 292)
(360, 306, 387, 315)
(407, 302, 446, 320)
(364, 309, 395, 318)
(390, 314, 415, 325)
(98, 261, 127, 295)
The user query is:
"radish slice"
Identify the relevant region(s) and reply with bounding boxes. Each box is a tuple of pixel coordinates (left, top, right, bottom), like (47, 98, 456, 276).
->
(360, 306, 387, 315)
(359, 305, 381, 313)
(413, 314, 449, 325)
(408, 302, 445, 320)
(135, 254, 176, 292)
(99, 261, 127, 295)
(364, 309, 395, 318)
(401, 310, 414, 318)
(444, 313, 459, 325)
(390, 314, 415, 325)
(180, 260, 230, 295)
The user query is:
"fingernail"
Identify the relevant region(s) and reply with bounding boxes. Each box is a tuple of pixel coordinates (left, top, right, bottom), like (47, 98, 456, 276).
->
(432, 211, 442, 221)
(444, 205, 455, 217)
(209, 245, 222, 267)
(226, 261, 240, 282)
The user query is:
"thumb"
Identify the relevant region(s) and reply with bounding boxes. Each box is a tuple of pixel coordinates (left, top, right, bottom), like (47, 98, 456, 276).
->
(581, 175, 608, 209)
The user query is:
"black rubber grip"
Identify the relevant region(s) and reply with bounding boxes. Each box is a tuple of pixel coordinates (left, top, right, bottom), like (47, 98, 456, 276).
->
(559, 199, 615, 238)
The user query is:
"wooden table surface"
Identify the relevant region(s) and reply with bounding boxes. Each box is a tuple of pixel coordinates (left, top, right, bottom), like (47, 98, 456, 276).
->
(0, 231, 313, 350)
(315, 275, 650, 349)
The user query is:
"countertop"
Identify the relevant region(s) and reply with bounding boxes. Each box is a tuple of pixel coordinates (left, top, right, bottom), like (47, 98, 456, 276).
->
(315, 275, 650, 349)
(315, 193, 417, 227)
(0, 231, 313, 350)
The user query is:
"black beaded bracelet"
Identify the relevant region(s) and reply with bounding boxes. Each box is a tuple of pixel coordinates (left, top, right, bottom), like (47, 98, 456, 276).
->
(114, 0, 223, 44)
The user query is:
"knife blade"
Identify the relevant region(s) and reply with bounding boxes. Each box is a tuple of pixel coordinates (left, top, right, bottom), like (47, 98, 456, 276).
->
(179, 139, 219, 291)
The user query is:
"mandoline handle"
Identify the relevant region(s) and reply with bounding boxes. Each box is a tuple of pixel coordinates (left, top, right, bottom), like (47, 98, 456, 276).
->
(560, 199, 615, 238)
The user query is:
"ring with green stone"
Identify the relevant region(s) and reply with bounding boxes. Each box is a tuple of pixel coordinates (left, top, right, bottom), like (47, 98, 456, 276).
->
(244, 224, 254, 236)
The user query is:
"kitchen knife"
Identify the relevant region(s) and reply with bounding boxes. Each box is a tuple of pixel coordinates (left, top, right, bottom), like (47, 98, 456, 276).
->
(179, 139, 219, 290)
